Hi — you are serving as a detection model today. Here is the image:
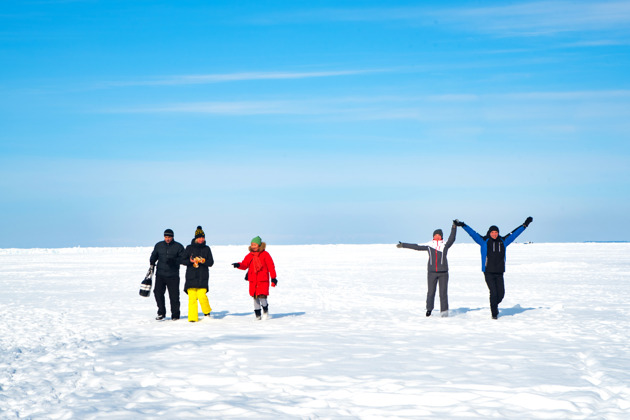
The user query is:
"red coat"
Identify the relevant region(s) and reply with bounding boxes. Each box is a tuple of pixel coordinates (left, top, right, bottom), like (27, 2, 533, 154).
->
(238, 244, 276, 297)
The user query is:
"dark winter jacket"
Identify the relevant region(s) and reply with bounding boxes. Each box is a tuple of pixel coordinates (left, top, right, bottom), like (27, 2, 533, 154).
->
(150, 240, 185, 278)
(463, 224, 526, 272)
(181, 239, 214, 293)
(400, 225, 457, 272)
(236, 242, 276, 297)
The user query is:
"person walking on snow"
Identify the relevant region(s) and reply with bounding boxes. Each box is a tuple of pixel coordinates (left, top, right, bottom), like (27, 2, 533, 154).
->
(181, 226, 214, 322)
(455, 217, 533, 319)
(397, 222, 457, 317)
(150, 228, 185, 321)
(232, 236, 277, 320)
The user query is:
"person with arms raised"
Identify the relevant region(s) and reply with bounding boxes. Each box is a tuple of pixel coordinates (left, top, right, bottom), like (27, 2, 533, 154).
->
(455, 217, 533, 319)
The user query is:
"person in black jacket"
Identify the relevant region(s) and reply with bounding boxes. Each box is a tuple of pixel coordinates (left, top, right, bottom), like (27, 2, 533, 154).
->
(181, 226, 214, 322)
(397, 222, 457, 317)
(150, 228, 185, 321)
(457, 217, 532, 319)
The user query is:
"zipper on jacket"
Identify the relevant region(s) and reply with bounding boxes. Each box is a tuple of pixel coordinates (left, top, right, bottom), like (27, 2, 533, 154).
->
(435, 248, 438, 272)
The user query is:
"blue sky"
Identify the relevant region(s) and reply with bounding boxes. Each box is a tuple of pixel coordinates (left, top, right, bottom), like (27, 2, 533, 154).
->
(1, 0, 629, 248)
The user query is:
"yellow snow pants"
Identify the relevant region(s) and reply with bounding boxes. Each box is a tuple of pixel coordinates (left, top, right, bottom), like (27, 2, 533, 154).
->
(187, 288, 211, 322)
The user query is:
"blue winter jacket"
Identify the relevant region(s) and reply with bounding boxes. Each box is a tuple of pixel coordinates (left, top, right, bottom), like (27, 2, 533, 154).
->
(463, 224, 526, 273)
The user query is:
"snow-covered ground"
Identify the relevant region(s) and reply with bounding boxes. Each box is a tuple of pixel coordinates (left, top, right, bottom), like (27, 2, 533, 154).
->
(1, 243, 629, 419)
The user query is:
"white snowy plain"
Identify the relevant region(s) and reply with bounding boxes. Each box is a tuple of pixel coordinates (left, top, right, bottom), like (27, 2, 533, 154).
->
(1, 243, 630, 419)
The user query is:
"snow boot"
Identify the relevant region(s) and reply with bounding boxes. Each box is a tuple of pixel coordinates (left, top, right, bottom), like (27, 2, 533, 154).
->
(426, 310, 432, 317)
(262, 305, 269, 320)
(440, 311, 449, 318)
(156, 314, 165, 321)
(254, 309, 262, 320)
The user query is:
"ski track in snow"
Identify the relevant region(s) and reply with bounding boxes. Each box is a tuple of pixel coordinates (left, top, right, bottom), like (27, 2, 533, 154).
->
(1, 243, 630, 419)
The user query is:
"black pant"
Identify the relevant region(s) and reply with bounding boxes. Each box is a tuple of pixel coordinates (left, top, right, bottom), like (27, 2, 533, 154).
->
(427, 272, 449, 312)
(484, 272, 505, 317)
(154, 275, 180, 318)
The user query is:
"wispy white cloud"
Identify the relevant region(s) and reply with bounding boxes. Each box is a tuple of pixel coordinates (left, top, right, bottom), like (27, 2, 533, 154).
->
(445, 1, 630, 36)
(563, 39, 630, 47)
(112, 101, 313, 115)
(105, 90, 630, 122)
(253, 1, 630, 37)
(98, 69, 386, 88)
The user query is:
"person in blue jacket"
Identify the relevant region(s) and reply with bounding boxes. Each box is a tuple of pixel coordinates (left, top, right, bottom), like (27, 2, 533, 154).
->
(455, 217, 533, 319)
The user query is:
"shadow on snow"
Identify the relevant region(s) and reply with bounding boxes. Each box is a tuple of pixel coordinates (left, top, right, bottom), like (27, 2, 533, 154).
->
(207, 310, 307, 320)
(449, 304, 538, 317)
(499, 304, 538, 317)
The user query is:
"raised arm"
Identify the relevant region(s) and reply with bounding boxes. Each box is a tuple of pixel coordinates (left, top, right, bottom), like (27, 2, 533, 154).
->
(397, 242, 429, 251)
(504, 217, 532, 246)
(444, 223, 457, 249)
(461, 223, 485, 246)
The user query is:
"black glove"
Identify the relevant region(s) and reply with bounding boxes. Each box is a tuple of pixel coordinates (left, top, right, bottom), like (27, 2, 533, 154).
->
(396, 241, 403, 248)
(271, 278, 278, 287)
(232, 263, 240, 268)
(244, 272, 248, 281)
(523, 216, 533, 227)
(454, 219, 466, 227)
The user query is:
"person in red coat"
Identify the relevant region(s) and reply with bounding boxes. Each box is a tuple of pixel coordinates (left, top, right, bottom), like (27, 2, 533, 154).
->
(232, 236, 278, 320)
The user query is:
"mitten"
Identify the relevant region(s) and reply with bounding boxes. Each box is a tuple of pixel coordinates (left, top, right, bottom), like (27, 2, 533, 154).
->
(523, 216, 533, 227)
(271, 278, 278, 287)
(232, 263, 240, 268)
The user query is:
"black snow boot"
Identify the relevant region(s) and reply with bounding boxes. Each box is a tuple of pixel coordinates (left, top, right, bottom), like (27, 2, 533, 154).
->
(254, 309, 262, 320)
(426, 310, 432, 317)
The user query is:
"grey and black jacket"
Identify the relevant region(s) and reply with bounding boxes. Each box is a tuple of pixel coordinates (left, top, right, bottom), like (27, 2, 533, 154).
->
(400, 225, 457, 273)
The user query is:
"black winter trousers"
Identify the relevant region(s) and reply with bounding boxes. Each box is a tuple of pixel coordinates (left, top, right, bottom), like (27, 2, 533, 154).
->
(484, 272, 505, 317)
(427, 272, 449, 312)
(154, 275, 180, 318)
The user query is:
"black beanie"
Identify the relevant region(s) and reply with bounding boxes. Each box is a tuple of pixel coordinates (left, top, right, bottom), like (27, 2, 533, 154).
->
(194, 226, 205, 238)
(433, 229, 443, 238)
(164, 228, 174, 237)
(488, 225, 500, 235)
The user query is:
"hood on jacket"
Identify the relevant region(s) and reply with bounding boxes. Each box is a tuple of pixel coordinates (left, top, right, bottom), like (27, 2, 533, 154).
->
(248, 242, 267, 252)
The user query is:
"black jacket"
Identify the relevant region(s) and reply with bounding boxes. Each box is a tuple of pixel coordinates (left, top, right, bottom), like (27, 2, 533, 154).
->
(462, 224, 526, 273)
(484, 237, 507, 273)
(150, 240, 185, 278)
(181, 239, 214, 293)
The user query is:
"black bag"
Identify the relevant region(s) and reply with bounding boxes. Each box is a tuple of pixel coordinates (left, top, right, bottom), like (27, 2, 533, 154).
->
(139, 265, 154, 297)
